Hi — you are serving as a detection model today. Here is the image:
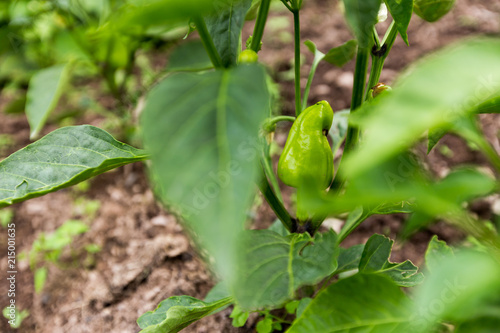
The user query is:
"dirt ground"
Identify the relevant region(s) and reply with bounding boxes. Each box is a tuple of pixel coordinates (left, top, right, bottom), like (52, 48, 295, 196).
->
(1, 0, 500, 332)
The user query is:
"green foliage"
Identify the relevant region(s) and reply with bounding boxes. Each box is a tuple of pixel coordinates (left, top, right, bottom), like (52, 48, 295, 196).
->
(234, 229, 338, 309)
(26, 63, 70, 139)
(288, 274, 413, 332)
(141, 64, 270, 281)
(2, 1, 500, 332)
(137, 296, 233, 333)
(25, 219, 90, 292)
(0, 208, 14, 228)
(384, 0, 413, 45)
(3, 306, 29, 329)
(342, 0, 382, 48)
(0, 125, 147, 208)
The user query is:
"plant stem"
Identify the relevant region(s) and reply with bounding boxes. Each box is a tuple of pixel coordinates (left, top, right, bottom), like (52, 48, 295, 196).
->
(193, 16, 223, 69)
(365, 21, 398, 100)
(250, 0, 271, 52)
(330, 47, 370, 191)
(293, 9, 302, 116)
(331, 22, 399, 192)
(257, 165, 296, 233)
(266, 116, 296, 128)
(261, 151, 284, 202)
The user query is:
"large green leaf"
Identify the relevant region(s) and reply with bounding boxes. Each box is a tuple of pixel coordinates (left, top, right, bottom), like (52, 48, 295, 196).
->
(26, 63, 70, 139)
(342, 0, 382, 48)
(456, 317, 500, 333)
(384, 0, 413, 45)
(412, 250, 500, 332)
(345, 39, 500, 178)
(141, 64, 270, 282)
(0, 125, 147, 208)
(235, 229, 338, 310)
(137, 296, 233, 333)
(359, 234, 423, 287)
(287, 274, 413, 332)
(205, 0, 252, 67)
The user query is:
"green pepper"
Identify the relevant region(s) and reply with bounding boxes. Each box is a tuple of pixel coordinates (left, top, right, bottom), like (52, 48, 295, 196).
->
(278, 101, 334, 225)
(414, 0, 456, 22)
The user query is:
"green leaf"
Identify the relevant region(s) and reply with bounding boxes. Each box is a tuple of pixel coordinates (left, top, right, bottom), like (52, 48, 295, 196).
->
(205, 0, 252, 67)
(359, 234, 424, 287)
(427, 126, 448, 153)
(256, 317, 273, 333)
(345, 39, 500, 178)
(34, 266, 48, 293)
(328, 109, 349, 156)
(476, 94, 500, 113)
(342, 0, 382, 48)
(167, 40, 213, 72)
(141, 64, 270, 282)
(383, 0, 413, 45)
(26, 63, 70, 139)
(137, 296, 233, 333)
(0, 126, 147, 208)
(335, 244, 364, 274)
(323, 40, 358, 67)
(230, 305, 249, 327)
(302, 40, 326, 109)
(369, 201, 414, 214)
(288, 274, 413, 332)
(267, 219, 291, 237)
(424, 236, 453, 273)
(296, 297, 312, 318)
(234, 229, 338, 310)
(456, 317, 500, 333)
(412, 250, 500, 332)
(337, 206, 365, 243)
(414, 0, 455, 22)
(116, 0, 217, 28)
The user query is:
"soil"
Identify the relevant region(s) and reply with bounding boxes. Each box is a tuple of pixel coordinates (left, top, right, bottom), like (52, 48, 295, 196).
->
(1, 0, 500, 332)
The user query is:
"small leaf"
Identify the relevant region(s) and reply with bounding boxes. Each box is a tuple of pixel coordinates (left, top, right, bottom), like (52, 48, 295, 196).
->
(342, 0, 382, 48)
(205, 0, 252, 67)
(414, 0, 455, 22)
(384, 0, 413, 45)
(256, 317, 273, 333)
(285, 300, 300, 314)
(427, 126, 448, 154)
(296, 297, 312, 318)
(34, 266, 48, 293)
(234, 229, 339, 310)
(167, 40, 213, 72)
(328, 109, 349, 157)
(26, 63, 70, 139)
(0, 126, 147, 208)
(137, 296, 233, 333)
(230, 305, 249, 327)
(288, 274, 413, 332)
(424, 236, 453, 273)
(359, 234, 424, 287)
(323, 40, 358, 67)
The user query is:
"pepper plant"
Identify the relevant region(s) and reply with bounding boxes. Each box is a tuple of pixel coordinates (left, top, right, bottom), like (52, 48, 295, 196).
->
(2, 0, 500, 332)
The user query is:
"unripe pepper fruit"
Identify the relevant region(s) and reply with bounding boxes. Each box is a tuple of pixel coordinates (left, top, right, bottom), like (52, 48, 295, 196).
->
(278, 101, 334, 224)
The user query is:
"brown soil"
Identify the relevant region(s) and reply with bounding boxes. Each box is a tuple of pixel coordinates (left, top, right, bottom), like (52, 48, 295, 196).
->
(1, 0, 500, 332)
